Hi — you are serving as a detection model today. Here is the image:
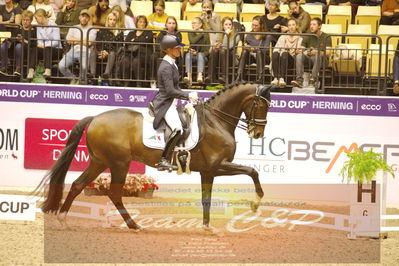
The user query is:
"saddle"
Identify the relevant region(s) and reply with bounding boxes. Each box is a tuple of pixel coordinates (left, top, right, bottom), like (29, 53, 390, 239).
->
(148, 102, 192, 144)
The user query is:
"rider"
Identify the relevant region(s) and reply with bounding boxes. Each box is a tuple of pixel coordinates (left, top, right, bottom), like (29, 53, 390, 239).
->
(152, 34, 199, 171)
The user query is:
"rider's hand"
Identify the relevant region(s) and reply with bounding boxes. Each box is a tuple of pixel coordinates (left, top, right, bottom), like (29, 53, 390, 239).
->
(188, 92, 199, 102)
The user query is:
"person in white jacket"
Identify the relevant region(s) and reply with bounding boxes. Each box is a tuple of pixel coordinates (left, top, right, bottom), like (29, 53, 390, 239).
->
(28, 0, 56, 24)
(271, 18, 303, 88)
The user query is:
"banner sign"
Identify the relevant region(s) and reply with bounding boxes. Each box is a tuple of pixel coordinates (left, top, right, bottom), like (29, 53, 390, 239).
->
(0, 83, 399, 117)
(0, 194, 37, 221)
(24, 118, 145, 173)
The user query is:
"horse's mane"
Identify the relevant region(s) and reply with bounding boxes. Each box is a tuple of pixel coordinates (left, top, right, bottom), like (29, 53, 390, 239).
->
(206, 81, 256, 104)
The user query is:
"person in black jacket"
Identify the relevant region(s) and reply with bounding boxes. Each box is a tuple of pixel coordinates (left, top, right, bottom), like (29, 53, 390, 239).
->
(88, 12, 124, 80)
(151, 35, 198, 171)
(0, 10, 36, 77)
(119, 15, 153, 87)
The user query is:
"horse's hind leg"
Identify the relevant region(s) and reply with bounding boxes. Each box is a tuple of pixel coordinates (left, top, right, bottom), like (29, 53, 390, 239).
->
(109, 163, 142, 231)
(57, 161, 106, 228)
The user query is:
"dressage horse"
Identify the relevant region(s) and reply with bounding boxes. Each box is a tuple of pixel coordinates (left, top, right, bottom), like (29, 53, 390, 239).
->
(37, 82, 273, 231)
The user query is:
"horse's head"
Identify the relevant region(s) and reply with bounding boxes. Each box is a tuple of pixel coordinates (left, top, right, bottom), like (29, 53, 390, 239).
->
(243, 84, 274, 139)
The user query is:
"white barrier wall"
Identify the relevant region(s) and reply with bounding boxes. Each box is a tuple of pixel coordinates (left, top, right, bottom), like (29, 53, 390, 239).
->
(1, 83, 399, 205)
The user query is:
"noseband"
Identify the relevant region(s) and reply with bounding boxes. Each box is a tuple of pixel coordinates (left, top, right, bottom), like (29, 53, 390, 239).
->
(205, 86, 271, 133)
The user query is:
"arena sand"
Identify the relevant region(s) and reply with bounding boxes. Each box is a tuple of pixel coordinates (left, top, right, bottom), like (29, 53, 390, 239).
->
(0, 188, 398, 266)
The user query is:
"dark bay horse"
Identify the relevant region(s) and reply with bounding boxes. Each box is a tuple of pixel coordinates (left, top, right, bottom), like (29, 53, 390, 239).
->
(37, 83, 272, 231)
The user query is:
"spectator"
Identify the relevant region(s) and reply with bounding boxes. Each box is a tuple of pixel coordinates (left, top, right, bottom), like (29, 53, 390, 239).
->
(287, 0, 310, 33)
(380, 0, 399, 25)
(34, 8, 62, 79)
(291, 17, 331, 88)
(262, 0, 287, 44)
(28, 0, 56, 24)
(236, 16, 269, 82)
(55, 0, 80, 38)
(0, 0, 22, 27)
(49, 0, 64, 14)
(147, 0, 168, 31)
(200, 0, 221, 43)
(109, 0, 127, 13)
(88, 0, 111, 27)
(88, 12, 123, 80)
(58, 9, 97, 84)
(111, 5, 135, 36)
(271, 18, 303, 87)
(0, 10, 36, 77)
(392, 42, 399, 94)
(119, 15, 153, 86)
(184, 17, 210, 84)
(205, 16, 238, 84)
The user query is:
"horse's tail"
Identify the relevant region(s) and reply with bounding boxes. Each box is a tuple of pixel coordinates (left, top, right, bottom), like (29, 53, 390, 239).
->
(36, 116, 94, 213)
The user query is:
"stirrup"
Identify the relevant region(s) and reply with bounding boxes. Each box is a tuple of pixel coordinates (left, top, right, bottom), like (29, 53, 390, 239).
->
(155, 159, 177, 172)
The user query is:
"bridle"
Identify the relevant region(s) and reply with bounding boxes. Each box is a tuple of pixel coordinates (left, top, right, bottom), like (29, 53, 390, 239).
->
(204, 85, 271, 133)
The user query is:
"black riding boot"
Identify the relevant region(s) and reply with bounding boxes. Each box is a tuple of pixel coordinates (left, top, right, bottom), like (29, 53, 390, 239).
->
(156, 129, 182, 172)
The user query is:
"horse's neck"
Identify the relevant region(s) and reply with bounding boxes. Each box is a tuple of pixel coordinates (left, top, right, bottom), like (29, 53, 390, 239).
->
(207, 85, 254, 129)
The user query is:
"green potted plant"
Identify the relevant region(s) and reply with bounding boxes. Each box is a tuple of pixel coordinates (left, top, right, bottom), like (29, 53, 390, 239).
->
(339, 149, 394, 184)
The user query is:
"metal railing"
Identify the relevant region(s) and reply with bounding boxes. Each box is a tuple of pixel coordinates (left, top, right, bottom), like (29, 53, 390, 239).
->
(0, 22, 397, 95)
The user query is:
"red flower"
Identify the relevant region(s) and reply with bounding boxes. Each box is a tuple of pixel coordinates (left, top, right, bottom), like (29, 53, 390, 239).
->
(143, 183, 149, 192)
(151, 184, 159, 190)
(89, 183, 94, 188)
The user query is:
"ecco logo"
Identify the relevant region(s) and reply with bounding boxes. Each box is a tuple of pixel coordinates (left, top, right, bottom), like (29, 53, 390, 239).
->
(361, 104, 381, 111)
(89, 94, 108, 100)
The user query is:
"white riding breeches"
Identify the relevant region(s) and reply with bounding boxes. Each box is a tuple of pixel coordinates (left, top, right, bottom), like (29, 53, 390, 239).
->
(164, 102, 183, 132)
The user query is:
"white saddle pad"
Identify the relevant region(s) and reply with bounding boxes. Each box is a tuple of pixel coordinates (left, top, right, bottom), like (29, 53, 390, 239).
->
(142, 110, 200, 150)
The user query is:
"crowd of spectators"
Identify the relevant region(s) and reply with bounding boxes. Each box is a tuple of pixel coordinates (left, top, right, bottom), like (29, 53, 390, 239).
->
(0, 0, 394, 92)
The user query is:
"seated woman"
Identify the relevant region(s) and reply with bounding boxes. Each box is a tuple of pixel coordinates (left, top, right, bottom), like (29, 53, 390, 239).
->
(147, 0, 168, 32)
(28, 0, 56, 24)
(88, 12, 124, 80)
(33, 8, 63, 79)
(184, 17, 210, 84)
(55, 0, 80, 39)
(271, 18, 303, 87)
(119, 15, 153, 87)
(206, 16, 238, 84)
(236, 16, 269, 82)
(88, 0, 112, 27)
(111, 5, 135, 37)
(262, 0, 288, 44)
(0, 10, 36, 77)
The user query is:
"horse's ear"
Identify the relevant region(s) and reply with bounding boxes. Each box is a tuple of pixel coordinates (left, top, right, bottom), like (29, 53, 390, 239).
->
(258, 84, 276, 100)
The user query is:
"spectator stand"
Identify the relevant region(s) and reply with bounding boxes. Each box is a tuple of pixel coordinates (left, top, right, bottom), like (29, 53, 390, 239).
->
(321, 33, 383, 95)
(0, 23, 22, 80)
(355, 5, 381, 35)
(130, 0, 153, 17)
(385, 35, 399, 95)
(85, 27, 159, 87)
(240, 3, 265, 22)
(176, 29, 226, 90)
(183, 2, 202, 20)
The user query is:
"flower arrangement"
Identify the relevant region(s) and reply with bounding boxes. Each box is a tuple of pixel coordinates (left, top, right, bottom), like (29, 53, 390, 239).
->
(339, 149, 395, 184)
(89, 173, 159, 193)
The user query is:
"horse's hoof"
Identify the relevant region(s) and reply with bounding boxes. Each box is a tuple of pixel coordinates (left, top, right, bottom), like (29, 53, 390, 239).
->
(250, 201, 259, 212)
(202, 225, 223, 236)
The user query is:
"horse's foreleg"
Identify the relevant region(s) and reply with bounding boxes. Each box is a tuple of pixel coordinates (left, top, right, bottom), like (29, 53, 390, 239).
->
(109, 164, 142, 232)
(58, 162, 106, 228)
(214, 162, 264, 212)
(200, 172, 215, 227)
